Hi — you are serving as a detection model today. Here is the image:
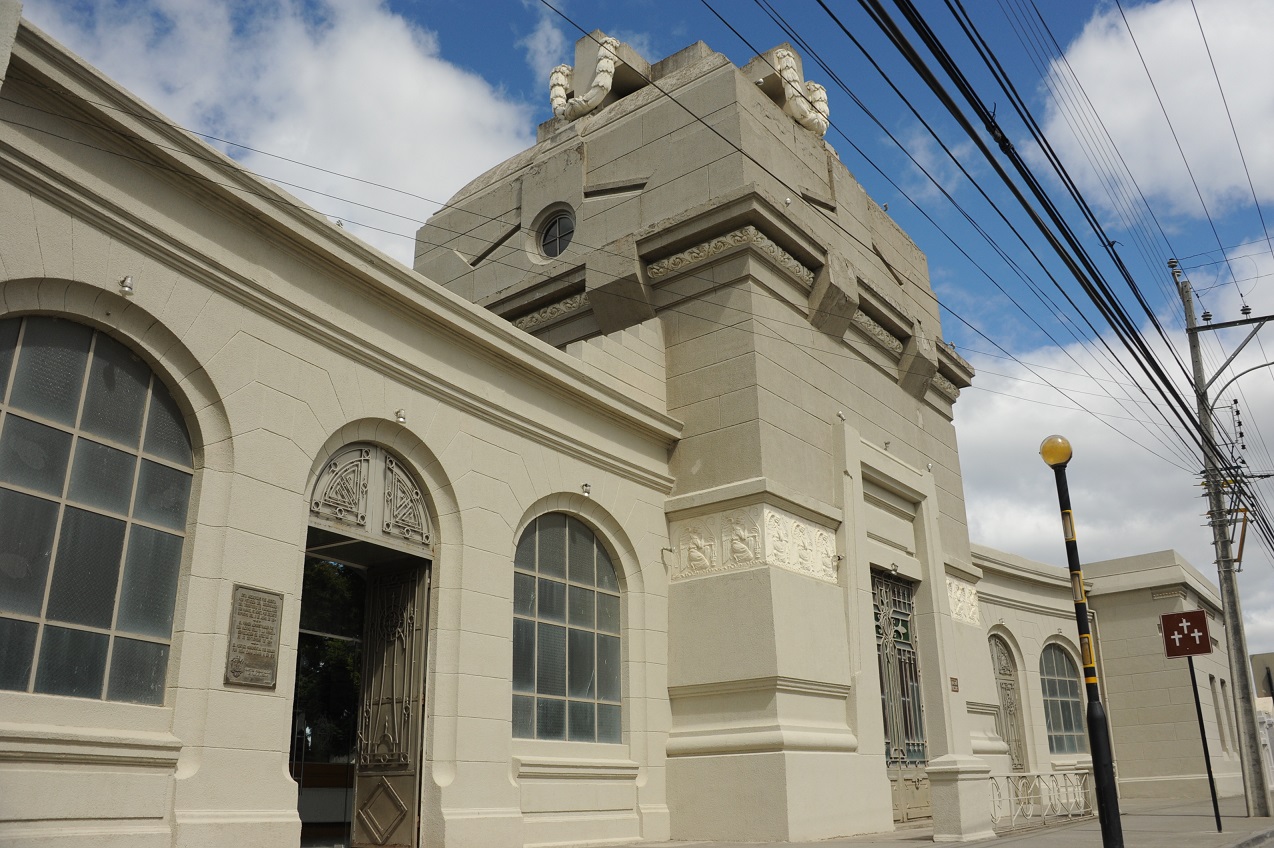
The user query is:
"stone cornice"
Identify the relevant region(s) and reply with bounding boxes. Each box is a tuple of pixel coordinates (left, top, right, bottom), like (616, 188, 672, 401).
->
(646, 224, 815, 289)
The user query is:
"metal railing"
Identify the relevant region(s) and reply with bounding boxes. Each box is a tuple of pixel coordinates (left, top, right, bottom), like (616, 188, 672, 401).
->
(989, 770, 1095, 832)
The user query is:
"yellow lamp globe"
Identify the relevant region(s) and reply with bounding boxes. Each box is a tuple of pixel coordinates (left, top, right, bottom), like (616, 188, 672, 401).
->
(1039, 434, 1073, 468)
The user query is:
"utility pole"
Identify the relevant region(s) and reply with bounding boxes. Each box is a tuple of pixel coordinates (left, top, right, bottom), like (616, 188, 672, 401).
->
(1172, 259, 1271, 817)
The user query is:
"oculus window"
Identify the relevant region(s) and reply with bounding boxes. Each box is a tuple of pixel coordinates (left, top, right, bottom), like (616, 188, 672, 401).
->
(539, 211, 575, 258)
(1040, 644, 1088, 755)
(0, 316, 193, 705)
(512, 513, 621, 742)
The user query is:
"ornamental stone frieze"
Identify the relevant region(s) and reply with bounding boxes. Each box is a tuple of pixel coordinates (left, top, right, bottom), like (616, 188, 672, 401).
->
(512, 292, 590, 331)
(645, 225, 815, 289)
(947, 576, 981, 626)
(669, 504, 837, 584)
(852, 311, 904, 356)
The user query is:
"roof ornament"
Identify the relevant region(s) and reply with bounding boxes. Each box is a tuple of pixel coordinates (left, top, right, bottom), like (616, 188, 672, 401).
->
(549, 36, 622, 121)
(774, 48, 830, 137)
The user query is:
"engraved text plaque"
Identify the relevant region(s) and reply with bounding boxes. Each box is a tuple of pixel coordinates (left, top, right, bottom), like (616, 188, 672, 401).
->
(224, 584, 284, 688)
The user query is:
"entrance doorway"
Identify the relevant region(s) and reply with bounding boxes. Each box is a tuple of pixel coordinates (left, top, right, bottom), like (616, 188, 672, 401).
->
(296, 443, 435, 848)
(873, 571, 931, 823)
(293, 529, 430, 847)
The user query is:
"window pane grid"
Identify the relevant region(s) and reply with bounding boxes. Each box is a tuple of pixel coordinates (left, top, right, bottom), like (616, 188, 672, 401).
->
(0, 318, 191, 705)
(513, 514, 620, 742)
(1040, 645, 1088, 755)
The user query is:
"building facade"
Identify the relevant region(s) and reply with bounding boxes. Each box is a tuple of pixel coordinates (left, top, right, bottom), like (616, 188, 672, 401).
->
(0, 10, 1248, 848)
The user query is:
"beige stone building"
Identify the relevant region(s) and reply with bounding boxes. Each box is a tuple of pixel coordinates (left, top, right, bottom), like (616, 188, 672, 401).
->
(0, 9, 1250, 848)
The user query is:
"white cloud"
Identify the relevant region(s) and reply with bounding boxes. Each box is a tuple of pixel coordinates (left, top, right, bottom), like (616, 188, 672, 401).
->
(958, 252, 1274, 650)
(23, 0, 536, 264)
(517, 0, 570, 88)
(1035, 0, 1274, 219)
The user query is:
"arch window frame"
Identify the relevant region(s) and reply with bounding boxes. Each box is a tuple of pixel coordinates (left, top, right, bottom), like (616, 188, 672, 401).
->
(0, 315, 194, 706)
(1039, 643, 1088, 755)
(512, 512, 621, 743)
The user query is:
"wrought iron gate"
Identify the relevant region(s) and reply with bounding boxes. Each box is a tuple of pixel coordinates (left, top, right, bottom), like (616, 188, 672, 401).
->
(990, 635, 1027, 772)
(873, 571, 931, 822)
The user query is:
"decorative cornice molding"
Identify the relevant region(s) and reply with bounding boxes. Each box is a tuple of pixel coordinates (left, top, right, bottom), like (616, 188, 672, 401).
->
(669, 503, 837, 584)
(512, 292, 590, 331)
(933, 372, 960, 401)
(852, 310, 904, 356)
(646, 225, 815, 288)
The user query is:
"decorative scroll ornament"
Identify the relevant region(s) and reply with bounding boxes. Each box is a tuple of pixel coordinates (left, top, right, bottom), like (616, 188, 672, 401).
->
(774, 48, 830, 137)
(550, 36, 621, 120)
(646, 225, 815, 288)
(932, 373, 961, 401)
(669, 505, 837, 584)
(852, 310, 905, 356)
(311, 443, 432, 548)
(512, 292, 590, 331)
(947, 576, 981, 625)
(312, 446, 371, 527)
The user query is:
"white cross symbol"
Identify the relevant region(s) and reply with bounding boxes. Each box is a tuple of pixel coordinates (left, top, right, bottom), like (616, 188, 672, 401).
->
(1191, 629, 1203, 644)
(1171, 631, 1183, 646)
(1179, 618, 1191, 633)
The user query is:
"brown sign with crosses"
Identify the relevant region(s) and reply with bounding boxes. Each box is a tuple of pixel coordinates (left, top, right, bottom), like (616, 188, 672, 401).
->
(1161, 609, 1212, 659)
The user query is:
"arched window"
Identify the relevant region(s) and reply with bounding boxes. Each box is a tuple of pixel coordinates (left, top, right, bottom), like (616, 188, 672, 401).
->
(0, 316, 193, 705)
(512, 513, 620, 742)
(1040, 644, 1087, 754)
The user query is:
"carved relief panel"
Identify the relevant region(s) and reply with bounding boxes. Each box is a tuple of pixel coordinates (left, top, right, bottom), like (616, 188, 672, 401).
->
(946, 576, 981, 626)
(669, 504, 837, 584)
(311, 444, 432, 549)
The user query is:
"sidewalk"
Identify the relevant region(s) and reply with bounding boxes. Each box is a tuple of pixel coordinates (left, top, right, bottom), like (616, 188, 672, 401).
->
(635, 796, 1274, 848)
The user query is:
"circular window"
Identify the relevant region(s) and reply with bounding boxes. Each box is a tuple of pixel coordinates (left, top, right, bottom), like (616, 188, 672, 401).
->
(539, 212, 575, 258)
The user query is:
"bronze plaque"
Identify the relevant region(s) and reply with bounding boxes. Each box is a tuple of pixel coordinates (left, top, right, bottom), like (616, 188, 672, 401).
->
(225, 584, 284, 687)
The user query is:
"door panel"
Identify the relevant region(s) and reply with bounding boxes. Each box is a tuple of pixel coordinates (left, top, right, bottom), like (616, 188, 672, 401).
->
(353, 561, 429, 848)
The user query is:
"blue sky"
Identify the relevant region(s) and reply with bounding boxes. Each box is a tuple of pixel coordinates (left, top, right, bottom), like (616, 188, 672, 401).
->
(20, 0, 1274, 648)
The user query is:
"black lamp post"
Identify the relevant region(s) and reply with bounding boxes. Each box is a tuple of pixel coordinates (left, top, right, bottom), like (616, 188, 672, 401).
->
(1039, 435, 1123, 848)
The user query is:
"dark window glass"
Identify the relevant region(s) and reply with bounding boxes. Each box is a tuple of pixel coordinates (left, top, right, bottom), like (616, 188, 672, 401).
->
(512, 694, 534, 738)
(68, 438, 136, 515)
(107, 638, 169, 705)
(8, 318, 92, 426)
(34, 625, 108, 698)
(116, 527, 184, 639)
(513, 572, 536, 616)
(0, 488, 59, 617)
(537, 622, 566, 696)
(80, 332, 150, 447)
(0, 617, 37, 690)
(598, 634, 621, 702)
(568, 700, 595, 741)
(538, 578, 566, 622)
(537, 513, 566, 578)
(568, 629, 595, 698)
(568, 517, 594, 585)
(540, 212, 575, 258)
(143, 382, 192, 466)
(0, 414, 72, 495)
(46, 508, 126, 628)
(536, 697, 566, 739)
(513, 618, 536, 693)
(598, 703, 622, 743)
(134, 460, 191, 530)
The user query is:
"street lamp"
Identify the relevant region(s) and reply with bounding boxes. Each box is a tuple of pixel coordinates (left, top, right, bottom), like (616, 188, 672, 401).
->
(1040, 435, 1124, 848)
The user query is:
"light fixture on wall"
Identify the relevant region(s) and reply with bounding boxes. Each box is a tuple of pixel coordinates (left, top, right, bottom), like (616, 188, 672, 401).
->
(119, 275, 134, 296)
(395, 409, 406, 424)
(581, 483, 591, 498)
